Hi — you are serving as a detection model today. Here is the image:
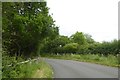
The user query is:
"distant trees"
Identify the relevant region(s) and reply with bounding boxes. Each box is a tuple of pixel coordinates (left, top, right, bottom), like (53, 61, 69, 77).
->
(40, 35, 70, 53)
(41, 31, 118, 56)
(81, 39, 119, 56)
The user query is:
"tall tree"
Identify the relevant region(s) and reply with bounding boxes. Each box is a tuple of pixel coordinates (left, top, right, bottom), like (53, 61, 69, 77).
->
(2, 2, 57, 58)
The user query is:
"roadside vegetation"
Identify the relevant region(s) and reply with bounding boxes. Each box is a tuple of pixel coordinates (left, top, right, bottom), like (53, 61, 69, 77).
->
(41, 53, 119, 67)
(2, 53, 53, 78)
(32, 60, 53, 78)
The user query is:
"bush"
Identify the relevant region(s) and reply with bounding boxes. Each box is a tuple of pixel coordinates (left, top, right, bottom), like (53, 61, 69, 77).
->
(63, 43, 79, 53)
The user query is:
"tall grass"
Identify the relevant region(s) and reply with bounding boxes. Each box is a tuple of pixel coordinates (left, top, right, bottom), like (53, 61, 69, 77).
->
(32, 61, 53, 78)
(2, 58, 53, 78)
(41, 53, 119, 67)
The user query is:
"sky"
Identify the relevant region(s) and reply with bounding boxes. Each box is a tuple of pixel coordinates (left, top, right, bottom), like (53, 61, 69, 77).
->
(46, 0, 119, 42)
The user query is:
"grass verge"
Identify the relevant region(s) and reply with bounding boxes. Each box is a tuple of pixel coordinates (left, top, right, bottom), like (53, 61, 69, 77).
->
(32, 60, 53, 78)
(41, 53, 119, 67)
(2, 57, 53, 78)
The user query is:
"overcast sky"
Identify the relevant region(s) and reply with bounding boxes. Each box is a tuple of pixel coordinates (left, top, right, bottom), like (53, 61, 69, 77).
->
(47, 0, 119, 42)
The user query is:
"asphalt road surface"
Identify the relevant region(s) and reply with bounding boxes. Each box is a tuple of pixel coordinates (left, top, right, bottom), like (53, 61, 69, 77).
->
(44, 58, 118, 78)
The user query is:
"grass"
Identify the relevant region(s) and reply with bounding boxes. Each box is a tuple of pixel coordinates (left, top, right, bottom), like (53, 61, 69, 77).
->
(32, 60, 53, 78)
(2, 57, 53, 78)
(41, 53, 119, 67)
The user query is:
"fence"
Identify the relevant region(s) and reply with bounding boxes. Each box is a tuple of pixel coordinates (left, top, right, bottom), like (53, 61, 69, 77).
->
(4, 57, 41, 68)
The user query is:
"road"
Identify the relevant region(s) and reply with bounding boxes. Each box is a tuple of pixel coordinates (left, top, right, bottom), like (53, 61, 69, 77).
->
(44, 58, 118, 78)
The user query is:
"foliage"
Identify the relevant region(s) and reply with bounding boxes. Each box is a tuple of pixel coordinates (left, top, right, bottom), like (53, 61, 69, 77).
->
(70, 32, 86, 45)
(40, 35, 69, 53)
(63, 43, 79, 53)
(2, 2, 57, 58)
(2, 2, 56, 78)
(2, 57, 53, 78)
(84, 33, 95, 44)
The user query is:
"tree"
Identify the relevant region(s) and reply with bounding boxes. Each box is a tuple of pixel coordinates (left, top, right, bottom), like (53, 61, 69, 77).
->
(63, 43, 79, 53)
(41, 35, 70, 54)
(70, 32, 86, 45)
(84, 33, 95, 44)
(2, 2, 57, 59)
